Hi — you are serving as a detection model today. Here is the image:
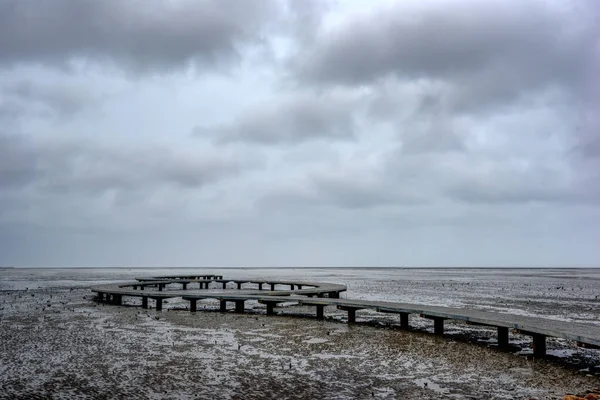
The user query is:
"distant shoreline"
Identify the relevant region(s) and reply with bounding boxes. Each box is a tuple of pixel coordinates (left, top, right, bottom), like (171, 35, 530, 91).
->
(4, 266, 599, 270)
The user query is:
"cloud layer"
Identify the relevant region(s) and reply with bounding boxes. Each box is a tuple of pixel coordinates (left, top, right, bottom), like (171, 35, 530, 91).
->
(0, 0, 278, 72)
(0, 0, 598, 267)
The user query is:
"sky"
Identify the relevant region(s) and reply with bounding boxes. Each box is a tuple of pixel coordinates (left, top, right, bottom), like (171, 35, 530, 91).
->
(0, 0, 599, 268)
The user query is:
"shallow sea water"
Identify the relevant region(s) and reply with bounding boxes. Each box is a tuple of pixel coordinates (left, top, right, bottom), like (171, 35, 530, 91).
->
(1, 267, 599, 399)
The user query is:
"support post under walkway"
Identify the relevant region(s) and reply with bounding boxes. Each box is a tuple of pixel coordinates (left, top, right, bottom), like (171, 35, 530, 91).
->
(316, 305, 324, 320)
(400, 313, 409, 329)
(532, 334, 546, 357)
(497, 327, 509, 348)
(235, 300, 245, 313)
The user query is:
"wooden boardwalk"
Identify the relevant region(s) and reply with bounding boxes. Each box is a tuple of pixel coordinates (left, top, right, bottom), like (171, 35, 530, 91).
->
(90, 275, 600, 358)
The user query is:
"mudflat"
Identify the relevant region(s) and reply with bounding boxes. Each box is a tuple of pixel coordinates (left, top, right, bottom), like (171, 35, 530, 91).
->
(1, 267, 599, 399)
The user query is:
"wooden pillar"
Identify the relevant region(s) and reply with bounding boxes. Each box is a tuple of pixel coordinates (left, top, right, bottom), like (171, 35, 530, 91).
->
(258, 283, 263, 290)
(532, 334, 546, 357)
(400, 313, 409, 329)
(237, 282, 242, 290)
(316, 305, 324, 320)
(220, 300, 227, 312)
(290, 284, 295, 290)
(189, 299, 197, 312)
(142, 297, 148, 309)
(347, 308, 356, 323)
(222, 282, 227, 289)
(182, 283, 187, 290)
(266, 303, 274, 315)
(497, 327, 509, 348)
(155, 298, 163, 311)
(158, 284, 163, 292)
(270, 283, 275, 291)
(433, 318, 444, 335)
(235, 300, 245, 313)
(140, 285, 144, 291)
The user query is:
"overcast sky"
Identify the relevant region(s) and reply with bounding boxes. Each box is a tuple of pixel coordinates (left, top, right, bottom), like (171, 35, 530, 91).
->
(1, 0, 598, 267)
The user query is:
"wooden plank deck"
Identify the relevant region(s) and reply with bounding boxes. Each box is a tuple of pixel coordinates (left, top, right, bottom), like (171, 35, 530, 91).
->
(90, 277, 600, 355)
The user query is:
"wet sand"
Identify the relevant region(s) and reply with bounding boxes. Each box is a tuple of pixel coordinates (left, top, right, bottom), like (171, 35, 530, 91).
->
(1, 268, 599, 399)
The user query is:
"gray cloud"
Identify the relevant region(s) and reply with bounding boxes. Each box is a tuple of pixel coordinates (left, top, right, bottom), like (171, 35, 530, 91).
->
(445, 166, 595, 205)
(0, 132, 37, 188)
(254, 135, 599, 214)
(1, 80, 100, 119)
(0, 0, 278, 72)
(400, 95, 466, 154)
(311, 177, 424, 209)
(196, 91, 361, 144)
(294, 1, 599, 111)
(0, 131, 245, 197)
(1, 0, 599, 267)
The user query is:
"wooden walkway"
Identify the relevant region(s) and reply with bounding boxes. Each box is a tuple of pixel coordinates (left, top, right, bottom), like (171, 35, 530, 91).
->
(90, 275, 600, 358)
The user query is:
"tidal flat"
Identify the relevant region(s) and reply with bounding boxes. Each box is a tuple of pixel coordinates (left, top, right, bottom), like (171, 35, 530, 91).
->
(1, 268, 599, 399)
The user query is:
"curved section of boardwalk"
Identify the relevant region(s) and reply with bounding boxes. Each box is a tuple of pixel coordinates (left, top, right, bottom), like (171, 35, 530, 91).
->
(90, 274, 600, 358)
